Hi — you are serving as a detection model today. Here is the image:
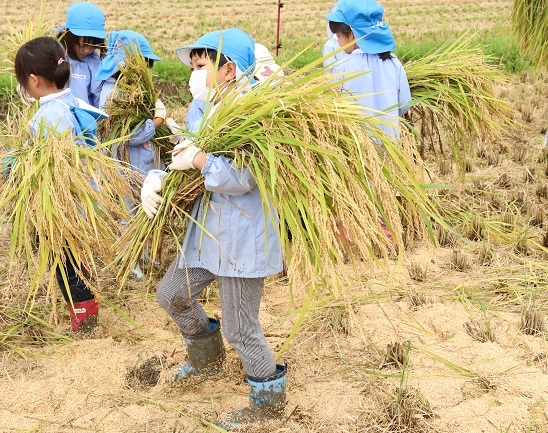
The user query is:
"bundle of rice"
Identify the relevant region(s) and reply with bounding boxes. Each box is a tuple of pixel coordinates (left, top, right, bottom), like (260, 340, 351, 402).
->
(97, 50, 173, 164)
(113, 58, 444, 288)
(404, 33, 514, 166)
(0, 107, 135, 310)
(511, 0, 547, 69)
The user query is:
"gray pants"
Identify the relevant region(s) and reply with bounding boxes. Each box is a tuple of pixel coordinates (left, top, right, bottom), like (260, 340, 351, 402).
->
(156, 257, 276, 378)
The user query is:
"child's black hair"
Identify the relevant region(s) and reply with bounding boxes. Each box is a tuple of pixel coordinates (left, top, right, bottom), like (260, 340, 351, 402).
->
(59, 30, 106, 61)
(328, 21, 392, 60)
(329, 21, 353, 37)
(190, 48, 230, 67)
(15, 36, 71, 90)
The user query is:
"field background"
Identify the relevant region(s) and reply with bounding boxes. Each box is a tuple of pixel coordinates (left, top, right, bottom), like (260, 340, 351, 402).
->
(1, 1, 547, 433)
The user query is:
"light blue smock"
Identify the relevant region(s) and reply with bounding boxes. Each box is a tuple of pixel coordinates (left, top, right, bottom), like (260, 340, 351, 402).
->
(322, 36, 347, 73)
(29, 88, 106, 190)
(67, 53, 102, 108)
(30, 88, 81, 136)
(155, 98, 283, 278)
(172, 154, 283, 278)
(185, 99, 205, 131)
(100, 78, 164, 175)
(338, 49, 411, 136)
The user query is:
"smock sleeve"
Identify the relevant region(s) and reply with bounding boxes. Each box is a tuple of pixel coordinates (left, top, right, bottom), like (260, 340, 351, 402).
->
(201, 154, 256, 196)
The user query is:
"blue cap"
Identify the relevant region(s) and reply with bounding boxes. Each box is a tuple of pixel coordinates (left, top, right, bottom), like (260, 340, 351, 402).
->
(176, 28, 256, 76)
(95, 30, 161, 81)
(60, 2, 106, 39)
(325, 0, 395, 54)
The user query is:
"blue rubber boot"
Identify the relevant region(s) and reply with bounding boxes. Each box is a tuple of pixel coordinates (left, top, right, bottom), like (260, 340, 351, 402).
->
(217, 363, 287, 430)
(175, 318, 225, 380)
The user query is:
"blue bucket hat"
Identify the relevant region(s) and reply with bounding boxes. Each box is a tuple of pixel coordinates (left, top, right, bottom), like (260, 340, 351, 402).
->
(325, 0, 395, 54)
(60, 2, 106, 39)
(95, 30, 161, 81)
(176, 28, 256, 77)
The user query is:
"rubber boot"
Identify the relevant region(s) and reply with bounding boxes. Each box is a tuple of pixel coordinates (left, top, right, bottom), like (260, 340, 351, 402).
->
(69, 298, 99, 333)
(218, 363, 287, 430)
(175, 318, 225, 380)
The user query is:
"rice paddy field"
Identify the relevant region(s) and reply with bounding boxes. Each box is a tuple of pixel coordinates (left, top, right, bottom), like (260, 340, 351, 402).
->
(1, 0, 547, 432)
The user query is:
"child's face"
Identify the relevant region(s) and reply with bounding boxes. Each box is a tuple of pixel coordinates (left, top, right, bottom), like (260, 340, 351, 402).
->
(336, 32, 357, 54)
(74, 36, 97, 58)
(190, 53, 235, 88)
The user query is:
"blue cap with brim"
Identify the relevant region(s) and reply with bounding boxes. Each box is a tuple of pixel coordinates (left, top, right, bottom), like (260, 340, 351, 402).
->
(325, 0, 395, 54)
(176, 28, 256, 77)
(95, 30, 161, 81)
(59, 2, 107, 39)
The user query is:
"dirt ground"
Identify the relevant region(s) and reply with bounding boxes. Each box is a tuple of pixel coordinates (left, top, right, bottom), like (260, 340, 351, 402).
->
(1, 26, 548, 433)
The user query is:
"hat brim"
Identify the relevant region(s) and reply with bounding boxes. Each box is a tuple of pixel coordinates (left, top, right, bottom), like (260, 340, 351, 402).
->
(60, 24, 107, 39)
(176, 40, 220, 67)
(325, 10, 345, 23)
(95, 55, 122, 81)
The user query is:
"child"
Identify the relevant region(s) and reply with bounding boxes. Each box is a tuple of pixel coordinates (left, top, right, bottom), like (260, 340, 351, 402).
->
(95, 30, 166, 186)
(182, 42, 283, 132)
(95, 30, 167, 277)
(325, 0, 411, 136)
(322, 1, 347, 73)
(57, 1, 107, 108)
(14, 36, 108, 333)
(140, 29, 286, 430)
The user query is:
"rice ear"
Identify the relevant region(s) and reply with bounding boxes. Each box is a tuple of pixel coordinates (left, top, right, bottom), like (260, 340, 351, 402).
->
(0, 106, 136, 311)
(112, 59, 447, 290)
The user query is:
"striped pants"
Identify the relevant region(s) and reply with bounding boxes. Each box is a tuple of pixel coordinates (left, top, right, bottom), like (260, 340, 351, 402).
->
(156, 257, 276, 378)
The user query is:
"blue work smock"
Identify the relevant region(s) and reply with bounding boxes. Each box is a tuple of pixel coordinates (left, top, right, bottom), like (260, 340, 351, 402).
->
(185, 99, 205, 131)
(161, 96, 283, 278)
(67, 53, 102, 108)
(322, 36, 348, 74)
(173, 154, 283, 278)
(30, 88, 81, 136)
(338, 49, 412, 136)
(100, 79, 164, 175)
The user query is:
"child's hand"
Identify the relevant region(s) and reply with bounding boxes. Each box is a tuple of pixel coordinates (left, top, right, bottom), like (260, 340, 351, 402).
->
(168, 141, 201, 171)
(153, 99, 167, 124)
(141, 173, 164, 218)
(166, 118, 186, 145)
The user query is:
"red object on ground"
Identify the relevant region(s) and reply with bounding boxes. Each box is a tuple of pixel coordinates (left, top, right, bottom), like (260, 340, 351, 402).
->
(69, 298, 99, 333)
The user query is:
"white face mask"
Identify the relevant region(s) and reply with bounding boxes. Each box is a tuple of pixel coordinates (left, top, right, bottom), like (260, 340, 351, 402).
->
(189, 69, 214, 103)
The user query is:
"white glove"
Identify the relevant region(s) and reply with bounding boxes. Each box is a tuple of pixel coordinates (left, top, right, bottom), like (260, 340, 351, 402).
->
(168, 140, 201, 171)
(140, 173, 164, 219)
(165, 117, 186, 145)
(154, 99, 167, 123)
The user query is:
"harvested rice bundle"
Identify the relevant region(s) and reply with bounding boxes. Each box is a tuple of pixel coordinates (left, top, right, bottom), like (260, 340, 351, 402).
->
(114, 60, 443, 288)
(0, 108, 135, 309)
(97, 47, 172, 165)
(405, 33, 514, 164)
(512, 0, 547, 69)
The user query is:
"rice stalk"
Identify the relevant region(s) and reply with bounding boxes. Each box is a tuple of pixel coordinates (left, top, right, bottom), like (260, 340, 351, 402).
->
(0, 104, 135, 312)
(97, 46, 173, 165)
(511, 0, 548, 69)
(404, 33, 514, 170)
(112, 51, 447, 291)
(0, 0, 52, 73)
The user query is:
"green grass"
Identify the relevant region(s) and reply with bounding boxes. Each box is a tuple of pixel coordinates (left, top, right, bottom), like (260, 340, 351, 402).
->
(151, 58, 192, 105)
